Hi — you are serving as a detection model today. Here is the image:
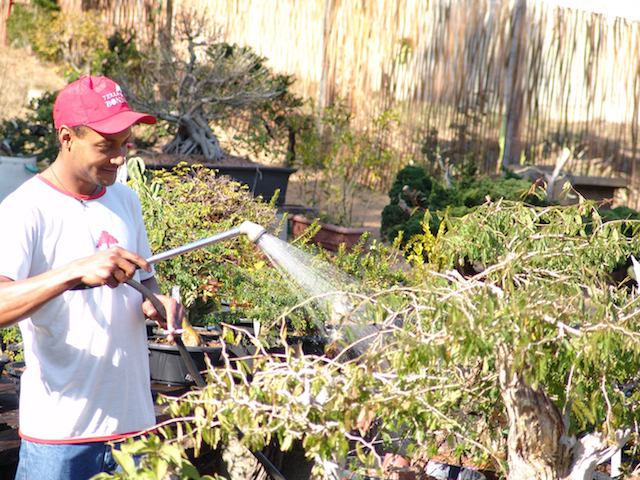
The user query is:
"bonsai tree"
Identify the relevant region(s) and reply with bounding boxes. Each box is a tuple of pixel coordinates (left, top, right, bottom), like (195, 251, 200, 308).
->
(97, 196, 640, 480)
(116, 11, 302, 163)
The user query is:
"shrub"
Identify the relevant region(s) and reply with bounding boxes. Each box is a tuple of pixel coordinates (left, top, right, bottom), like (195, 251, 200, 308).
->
(293, 101, 406, 227)
(0, 92, 58, 162)
(115, 11, 304, 163)
(99, 200, 640, 480)
(128, 158, 280, 324)
(6, 0, 59, 51)
(31, 9, 108, 79)
(381, 164, 547, 249)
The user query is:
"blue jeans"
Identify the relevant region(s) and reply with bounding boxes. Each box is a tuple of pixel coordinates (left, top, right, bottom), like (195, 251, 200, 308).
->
(14, 438, 127, 480)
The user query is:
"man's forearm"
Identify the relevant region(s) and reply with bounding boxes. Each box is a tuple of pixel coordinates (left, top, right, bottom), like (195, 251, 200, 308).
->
(0, 267, 81, 328)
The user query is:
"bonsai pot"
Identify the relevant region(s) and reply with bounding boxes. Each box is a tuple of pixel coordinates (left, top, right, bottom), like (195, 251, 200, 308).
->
(145, 162, 296, 207)
(148, 324, 258, 385)
(213, 165, 296, 207)
(289, 214, 374, 252)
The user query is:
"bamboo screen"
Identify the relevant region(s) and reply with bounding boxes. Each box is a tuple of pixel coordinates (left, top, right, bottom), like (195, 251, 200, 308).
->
(19, 0, 640, 204)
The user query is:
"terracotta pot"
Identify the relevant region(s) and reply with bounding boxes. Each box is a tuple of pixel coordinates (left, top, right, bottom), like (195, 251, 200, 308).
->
(289, 214, 374, 252)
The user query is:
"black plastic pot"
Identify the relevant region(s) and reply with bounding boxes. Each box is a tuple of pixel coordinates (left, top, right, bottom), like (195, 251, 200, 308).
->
(214, 165, 296, 207)
(148, 341, 223, 385)
(0, 354, 10, 374)
(287, 336, 328, 356)
(146, 163, 296, 207)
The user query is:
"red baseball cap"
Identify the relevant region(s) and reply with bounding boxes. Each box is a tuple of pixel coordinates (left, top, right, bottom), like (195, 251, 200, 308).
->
(53, 76, 156, 134)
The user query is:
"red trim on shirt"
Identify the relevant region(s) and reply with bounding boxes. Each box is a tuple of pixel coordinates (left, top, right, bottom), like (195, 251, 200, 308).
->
(19, 428, 156, 444)
(37, 174, 106, 201)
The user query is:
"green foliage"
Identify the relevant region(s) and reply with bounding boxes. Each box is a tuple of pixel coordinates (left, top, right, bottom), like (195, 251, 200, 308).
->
(381, 164, 547, 249)
(599, 205, 640, 237)
(96, 199, 640, 479)
(130, 158, 376, 333)
(1, 325, 23, 361)
(94, 30, 143, 80)
(0, 92, 58, 162)
(294, 101, 406, 227)
(30, 9, 109, 79)
(6, 0, 59, 50)
(407, 200, 640, 441)
(128, 158, 283, 325)
(91, 434, 216, 480)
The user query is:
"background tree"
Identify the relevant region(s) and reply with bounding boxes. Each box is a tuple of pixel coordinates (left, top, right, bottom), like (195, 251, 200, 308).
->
(116, 11, 301, 163)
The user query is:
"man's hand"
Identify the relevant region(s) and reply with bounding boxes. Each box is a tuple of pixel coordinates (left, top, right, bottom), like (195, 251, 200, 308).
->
(73, 246, 151, 288)
(140, 278, 184, 343)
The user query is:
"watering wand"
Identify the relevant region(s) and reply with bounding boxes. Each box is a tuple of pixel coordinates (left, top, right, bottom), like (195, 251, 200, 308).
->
(137, 221, 267, 345)
(145, 221, 267, 266)
(71, 221, 267, 290)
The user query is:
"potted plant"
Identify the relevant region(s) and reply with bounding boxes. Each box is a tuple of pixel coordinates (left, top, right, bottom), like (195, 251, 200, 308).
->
(127, 157, 283, 322)
(128, 158, 329, 377)
(116, 12, 303, 207)
(288, 215, 374, 252)
(287, 102, 399, 251)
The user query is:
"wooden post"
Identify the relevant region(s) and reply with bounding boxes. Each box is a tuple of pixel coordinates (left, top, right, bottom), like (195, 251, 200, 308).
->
(162, 0, 173, 50)
(500, 0, 527, 171)
(318, 0, 338, 118)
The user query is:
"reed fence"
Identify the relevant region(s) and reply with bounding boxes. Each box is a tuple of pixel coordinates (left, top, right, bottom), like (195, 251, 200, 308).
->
(7, 0, 640, 205)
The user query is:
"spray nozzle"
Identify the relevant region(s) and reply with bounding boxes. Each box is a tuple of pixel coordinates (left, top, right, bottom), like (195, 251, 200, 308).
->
(239, 221, 267, 243)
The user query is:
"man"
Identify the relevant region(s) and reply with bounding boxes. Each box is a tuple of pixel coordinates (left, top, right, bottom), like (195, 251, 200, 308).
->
(0, 75, 182, 479)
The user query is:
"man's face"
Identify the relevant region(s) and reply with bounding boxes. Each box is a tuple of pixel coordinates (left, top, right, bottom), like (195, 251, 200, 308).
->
(68, 126, 131, 191)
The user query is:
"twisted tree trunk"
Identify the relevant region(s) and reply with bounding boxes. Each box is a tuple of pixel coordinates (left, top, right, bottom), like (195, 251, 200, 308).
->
(162, 114, 225, 161)
(496, 346, 629, 480)
(498, 347, 573, 479)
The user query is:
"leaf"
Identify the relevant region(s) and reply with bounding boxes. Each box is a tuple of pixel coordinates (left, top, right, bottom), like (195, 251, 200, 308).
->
(112, 448, 137, 475)
(280, 434, 294, 451)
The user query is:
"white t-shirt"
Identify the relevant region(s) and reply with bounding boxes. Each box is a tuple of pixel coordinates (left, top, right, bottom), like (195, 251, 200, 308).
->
(0, 176, 157, 442)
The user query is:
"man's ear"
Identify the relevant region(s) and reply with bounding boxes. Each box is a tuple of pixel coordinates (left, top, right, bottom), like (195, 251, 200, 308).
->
(58, 126, 73, 150)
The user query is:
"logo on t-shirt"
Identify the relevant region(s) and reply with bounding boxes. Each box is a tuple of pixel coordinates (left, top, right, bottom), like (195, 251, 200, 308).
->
(96, 231, 119, 250)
